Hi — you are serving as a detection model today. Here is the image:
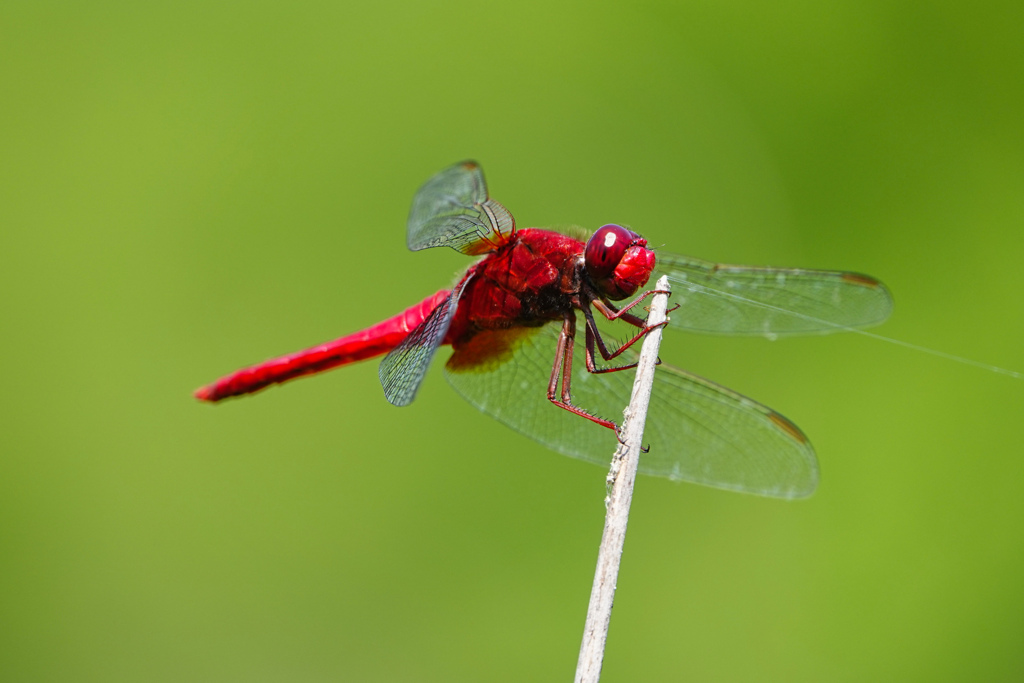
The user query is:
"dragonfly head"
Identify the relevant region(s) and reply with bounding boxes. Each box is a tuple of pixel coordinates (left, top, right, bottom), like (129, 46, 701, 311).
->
(584, 224, 655, 300)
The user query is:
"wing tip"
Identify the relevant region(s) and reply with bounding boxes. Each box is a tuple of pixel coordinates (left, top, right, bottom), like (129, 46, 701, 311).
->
(765, 410, 820, 499)
(842, 271, 895, 324)
(841, 271, 883, 288)
(767, 410, 810, 445)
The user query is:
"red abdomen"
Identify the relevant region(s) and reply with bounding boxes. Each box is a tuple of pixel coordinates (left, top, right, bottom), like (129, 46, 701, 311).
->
(195, 290, 450, 402)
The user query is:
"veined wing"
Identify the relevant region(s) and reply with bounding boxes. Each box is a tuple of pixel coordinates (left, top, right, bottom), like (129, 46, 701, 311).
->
(655, 252, 893, 336)
(444, 322, 818, 499)
(407, 161, 515, 255)
(379, 275, 472, 406)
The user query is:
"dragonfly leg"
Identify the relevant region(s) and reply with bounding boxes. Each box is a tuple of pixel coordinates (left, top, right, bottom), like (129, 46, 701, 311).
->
(592, 296, 678, 332)
(583, 303, 668, 366)
(594, 288, 674, 325)
(547, 313, 618, 431)
(583, 311, 640, 374)
(592, 298, 646, 328)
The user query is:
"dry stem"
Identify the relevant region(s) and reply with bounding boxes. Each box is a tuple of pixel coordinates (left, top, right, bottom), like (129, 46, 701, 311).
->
(575, 276, 671, 683)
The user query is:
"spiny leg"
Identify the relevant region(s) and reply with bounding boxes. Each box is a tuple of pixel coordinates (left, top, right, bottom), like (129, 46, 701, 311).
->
(547, 313, 617, 431)
(582, 308, 659, 449)
(582, 307, 640, 374)
(584, 302, 669, 364)
(578, 319, 653, 451)
(594, 288, 676, 325)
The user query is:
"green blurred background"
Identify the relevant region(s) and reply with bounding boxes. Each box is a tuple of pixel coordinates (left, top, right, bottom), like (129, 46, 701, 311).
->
(2, 1, 1022, 680)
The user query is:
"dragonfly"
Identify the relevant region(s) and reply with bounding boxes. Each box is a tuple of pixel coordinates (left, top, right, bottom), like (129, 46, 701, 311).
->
(196, 161, 892, 499)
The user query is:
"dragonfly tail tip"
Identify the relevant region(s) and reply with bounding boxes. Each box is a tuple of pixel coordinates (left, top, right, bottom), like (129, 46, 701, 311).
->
(193, 384, 219, 402)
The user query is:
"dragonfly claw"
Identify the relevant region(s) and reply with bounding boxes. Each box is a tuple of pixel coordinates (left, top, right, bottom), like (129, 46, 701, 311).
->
(613, 424, 651, 454)
(614, 423, 628, 445)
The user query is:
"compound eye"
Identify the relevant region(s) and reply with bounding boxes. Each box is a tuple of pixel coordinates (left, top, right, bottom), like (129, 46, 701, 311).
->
(585, 224, 634, 280)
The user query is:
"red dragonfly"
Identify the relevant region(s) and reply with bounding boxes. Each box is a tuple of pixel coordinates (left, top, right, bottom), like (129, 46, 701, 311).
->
(196, 162, 892, 498)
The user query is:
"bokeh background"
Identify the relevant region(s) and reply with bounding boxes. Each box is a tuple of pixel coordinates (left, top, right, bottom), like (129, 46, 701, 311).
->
(2, 1, 1023, 680)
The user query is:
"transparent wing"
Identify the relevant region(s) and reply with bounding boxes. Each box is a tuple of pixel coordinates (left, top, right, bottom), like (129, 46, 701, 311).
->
(444, 322, 818, 499)
(407, 161, 515, 255)
(379, 276, 471, 406)
(655, 252, 893, 336)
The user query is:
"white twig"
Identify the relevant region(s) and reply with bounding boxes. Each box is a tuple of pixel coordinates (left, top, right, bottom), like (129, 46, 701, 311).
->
(575, 276, 671, 683)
